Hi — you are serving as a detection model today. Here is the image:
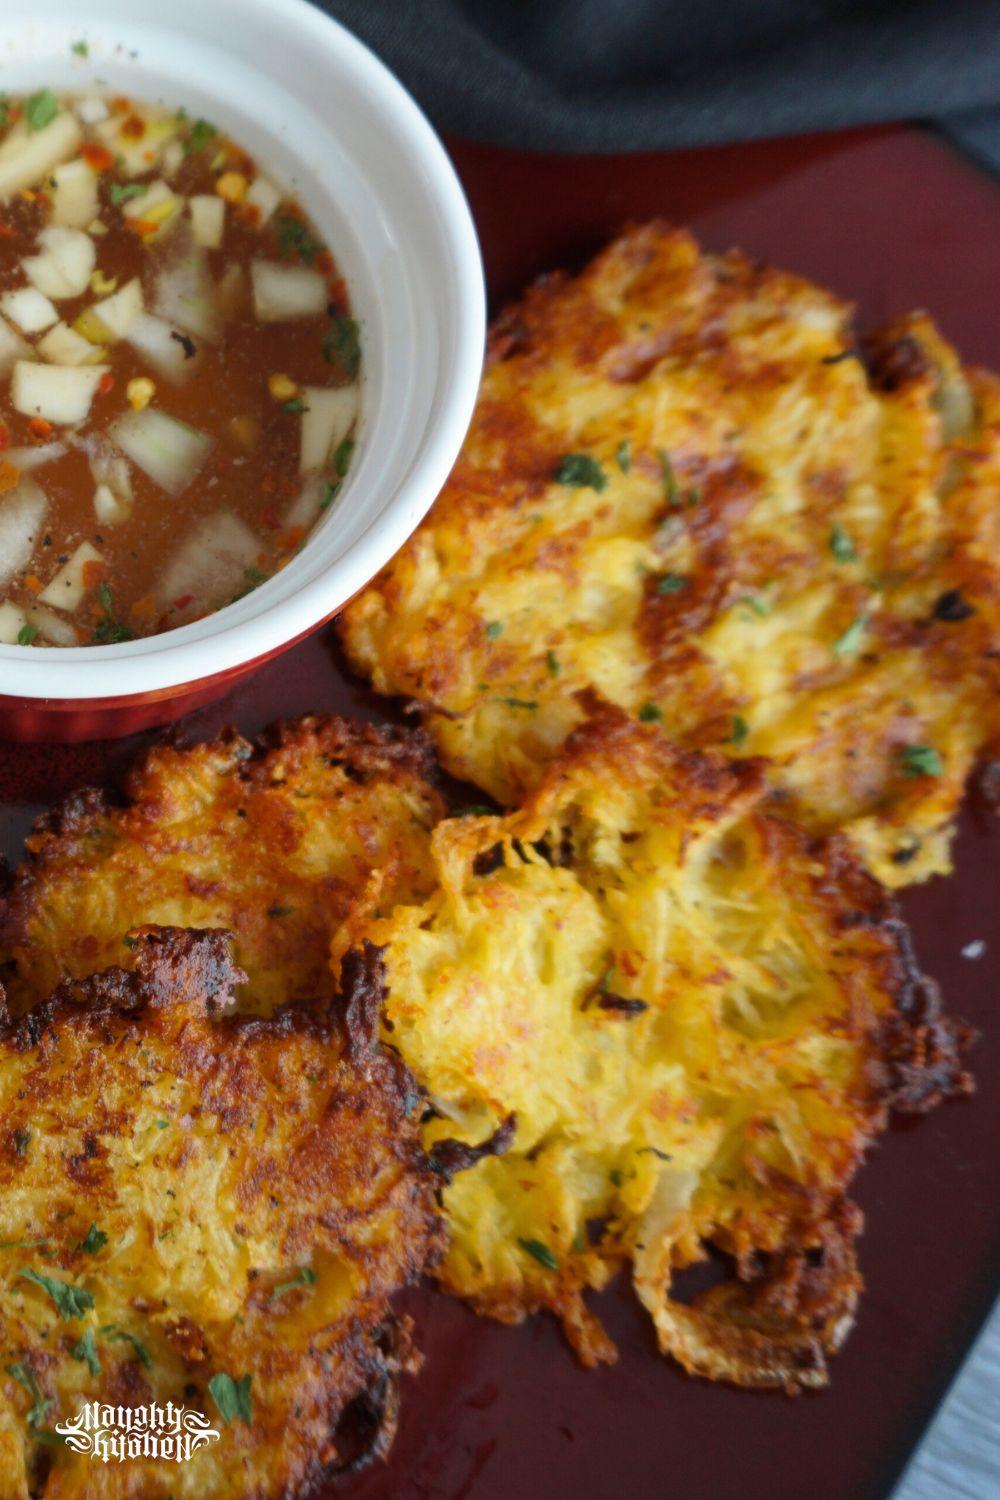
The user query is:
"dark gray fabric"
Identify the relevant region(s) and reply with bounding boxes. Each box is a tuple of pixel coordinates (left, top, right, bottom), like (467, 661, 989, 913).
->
(316, 0, 1000, 154)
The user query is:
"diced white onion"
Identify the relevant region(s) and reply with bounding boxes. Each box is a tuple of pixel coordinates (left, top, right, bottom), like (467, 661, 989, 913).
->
(216, 264, 247, 319)
(11, 360, 108, 425)
(125, 311, 201, 384)
(76, 96, 110, 126)
(27, 602, 77, 645)
(300, 384, 358, 473)
(1, 287, 59, 335)
(0, 479, 48, 589)
(245, 176, 282, 226)
(161, 139, 184, 179)
(0, 600, 28, 645)
(0, 313, 32, 374)
(39, 539, 104, 611)
(93, 482, 130, 525)
(50, 158, 99, 229)
(5, 442, 66, 471)
(24, 226, 97, 300)
(89, 276, 144, 341)
(154, 249, 221, 343)
(189, 195, 225, 250)
(0, 112, 83, 199)
(112, 407, 211, 494)
(156, 510, 259, 613)
(36, 321, 102, 367)
(84, 436, 133, 508)
(284, 474, 327, 530)
(251, 260, 327, 321)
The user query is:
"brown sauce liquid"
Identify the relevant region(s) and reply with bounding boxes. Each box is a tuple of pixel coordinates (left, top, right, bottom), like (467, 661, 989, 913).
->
(0, 99, 357, 643)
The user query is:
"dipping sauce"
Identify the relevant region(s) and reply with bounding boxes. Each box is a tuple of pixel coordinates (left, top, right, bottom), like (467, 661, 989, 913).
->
(0, 88, 360, 646)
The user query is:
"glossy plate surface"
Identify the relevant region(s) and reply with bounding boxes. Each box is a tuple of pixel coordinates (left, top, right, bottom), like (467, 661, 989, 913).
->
(0, 125, 997, 1500)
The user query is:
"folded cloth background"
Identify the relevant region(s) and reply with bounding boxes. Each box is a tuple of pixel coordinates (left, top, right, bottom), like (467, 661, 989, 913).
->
(318, 0, 1000, 159)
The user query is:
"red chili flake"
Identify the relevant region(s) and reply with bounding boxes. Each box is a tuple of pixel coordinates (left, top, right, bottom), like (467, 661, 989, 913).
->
(0, 225, 17, 239)
(172, 594, 194, 611)
(98, 372, 115, 396)
(242, 203, 262, 228)
(82, 143, 115, 172)
(316, 250, 334, 276)
(28, 418, 54, 443)
(262, 506, 281, 531)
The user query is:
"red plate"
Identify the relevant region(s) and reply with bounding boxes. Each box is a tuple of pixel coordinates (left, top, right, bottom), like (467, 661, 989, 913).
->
(1, 125, 997, 1500)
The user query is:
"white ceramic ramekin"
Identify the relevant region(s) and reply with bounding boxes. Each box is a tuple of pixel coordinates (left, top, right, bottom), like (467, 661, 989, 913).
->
(0, 0, 484, 739)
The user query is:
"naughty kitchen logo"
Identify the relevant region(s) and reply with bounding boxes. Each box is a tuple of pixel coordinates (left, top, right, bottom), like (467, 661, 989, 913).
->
(55, 1400, 220, 1462)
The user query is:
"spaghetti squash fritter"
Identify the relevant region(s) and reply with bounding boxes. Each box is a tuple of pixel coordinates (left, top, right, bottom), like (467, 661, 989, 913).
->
(1, 716, 444, 1016)
(336, 707, 974, 1387)
(339, 224, 1000, 885)
(0, 927, 444, 1499)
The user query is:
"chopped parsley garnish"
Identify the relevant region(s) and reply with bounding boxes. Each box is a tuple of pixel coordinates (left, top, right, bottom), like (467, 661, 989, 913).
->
(153, 1119, 170, 1130)
(16, 623, 37, 646)
(546, 649, 561, 677)
(78, 1223, 107, 1255)
(269, 1266, 316, 1301)
(658, 449, 679, 506)
(614, 439, 631, 473)
(637, 1146, 674, 1161)
(832, 613, 868, 657)
(6, 1361, 52, 1427)
(109, 181, 148, 206)
(19, 1268, 94, 1320)
(458, 804, 497, 818)
(609, 1168, 624, 1188)
(209, 1371, 253, 1425)
(333, 435, 354, 477)
(25, 90, 59, 133)
(829, 524, 857, 563)
(518, 1237, 558, 1271)
(282, 397, 306, 414)
(899, 744, 943, 778)
(276, 214, 322, 265)
(71, 40, 89, 58)
(485, 620, 503, 640)
(184, 118, 217, 155)
(13, 1127, 30, 1157)
(319, 480, 341, 511)
(93, 581, 133, 644)
(741, 593, 771, 617)
(71, 1327, 101, 1376)
(0, 97, 9, 130)
(730, 715, 750, 747)
(244, 566, 267, 587)
(496, 696, 537, 710)
(102, 1326, 152, 1369)
(323, 315, 360, 377)
(553, 453, 606, 492)
(638, 702, 662, 723)
(656, 572, 687, 595)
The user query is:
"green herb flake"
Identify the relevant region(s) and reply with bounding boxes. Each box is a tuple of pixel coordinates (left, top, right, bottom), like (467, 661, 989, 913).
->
(244, 567, 267, 587)
(153, 1120, 170, 1130)
(109, 182, 148, 206)
(609, 1168, 624, 1188)
(656, 572, 687, 595)
(333, 435, 354, 477)
(546, 649, 561, 678)
(101, 1325, 152, 1368)
(658, 450, 679, 506)
(281, 397, 306, 415)
(614, 439, 631, 473)
(209, 1371, 253, 1425)
(16, 623, 37, 646)
(13, 1127, 30, 1157)
(517, 1237, 558, 1272)
(78, 1224, 107, 1255)
(268, 1266, 316, 1302)
(571, 1228, 586, 1255)
(741, 593, 772, 618)
(485, 620, 503, 640)
(638, 702, 662, 723)
(6, 1361, 52, 1427)
(19, 1268, 94, 1321)
(458, 804, 496, 818)
(122, 933, 136, 949)
(0, 97, 9, 131)
(899, 744, 943, 779)
(184, 118, 217, 156)
(553, 453, 607, 492)
(832, 613, 868, 657)
(319, 481, 341, 512)
(276, 214, 322, 265)
(730, 715, 750, 748)
(829, 524, 857, 563)
(323, 315, 360, 377)
(71, 1327, 101, 1376)
(71, 40, 89, 58)
(25, 91, 59, 133)
(496, 696, 538, 711)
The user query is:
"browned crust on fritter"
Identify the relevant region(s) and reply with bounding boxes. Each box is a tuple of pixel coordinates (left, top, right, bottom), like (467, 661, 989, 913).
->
(0, 927, 444, 1498)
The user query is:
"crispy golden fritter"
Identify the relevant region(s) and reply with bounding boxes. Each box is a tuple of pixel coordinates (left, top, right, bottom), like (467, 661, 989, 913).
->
(1, 716, 444, 1016)
(335, 707, 973, 1387)
(339, 223, 1000, 886)
(0, 927, 444, 1499)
